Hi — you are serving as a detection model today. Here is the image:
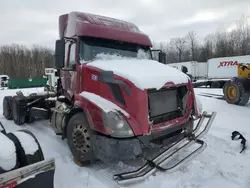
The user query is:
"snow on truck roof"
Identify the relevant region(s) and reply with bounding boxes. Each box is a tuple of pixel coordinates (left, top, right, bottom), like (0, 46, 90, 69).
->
(59, 11, 152, 47)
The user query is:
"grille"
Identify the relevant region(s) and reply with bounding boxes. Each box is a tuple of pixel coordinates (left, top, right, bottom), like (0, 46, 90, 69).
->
(147, 86, 187, 124)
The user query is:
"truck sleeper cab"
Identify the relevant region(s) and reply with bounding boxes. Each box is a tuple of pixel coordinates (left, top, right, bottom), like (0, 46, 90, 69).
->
(52, 11, 203, 164)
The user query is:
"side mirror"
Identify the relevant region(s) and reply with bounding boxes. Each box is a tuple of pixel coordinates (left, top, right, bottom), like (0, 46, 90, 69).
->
(158, 52, 166, 64)
(55, 39, 65, 69)
(99, 71, 114, 83)
(181, 66, 188, 74)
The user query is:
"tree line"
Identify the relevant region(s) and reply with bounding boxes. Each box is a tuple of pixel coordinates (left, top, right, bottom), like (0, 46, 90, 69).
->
(152, 15, 250, 64)
(0, 15, 249, 79)
(0, 44, 54, 79)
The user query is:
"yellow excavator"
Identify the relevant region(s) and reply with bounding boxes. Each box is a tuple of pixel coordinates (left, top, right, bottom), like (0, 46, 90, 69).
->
(223, 63, 250, 106)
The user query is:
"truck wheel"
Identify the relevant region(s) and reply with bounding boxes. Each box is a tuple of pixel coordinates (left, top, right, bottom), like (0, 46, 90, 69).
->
(3, 96, 13, 120)
(0, 122, 6, 134)
(12, 97, 26, 125)
(67, 113, 94, 165)
(7, 130, 44, 168)
(223, 81, 230, 95)
(25, 115, 35, 124)
(18, 130, 44, 161)
(0, 133, 19, 174)
(224, 80, 249, 106)
(6, 132, 27, 168)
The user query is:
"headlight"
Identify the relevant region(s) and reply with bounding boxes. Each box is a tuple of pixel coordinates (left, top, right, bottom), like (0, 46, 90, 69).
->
(102, 111, 134, 138)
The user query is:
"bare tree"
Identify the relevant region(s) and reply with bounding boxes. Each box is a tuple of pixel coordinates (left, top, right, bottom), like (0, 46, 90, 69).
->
(186, 31, 197, 61)
(0, 44, 54, 79)
(235, 15, 250, 55)
(1, 14, 250, 79)
(170, 37, 187, 62)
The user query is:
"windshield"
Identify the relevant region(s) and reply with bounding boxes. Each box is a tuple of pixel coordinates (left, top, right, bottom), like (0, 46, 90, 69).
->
(79, 37, 152, 62)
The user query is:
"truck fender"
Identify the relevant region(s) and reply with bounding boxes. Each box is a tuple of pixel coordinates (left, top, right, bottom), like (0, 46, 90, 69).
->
(62, 96, 96, 139)
(62, 107, 86, 139)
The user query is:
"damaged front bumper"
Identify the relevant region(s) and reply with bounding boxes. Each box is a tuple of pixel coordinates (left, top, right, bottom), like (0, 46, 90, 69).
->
(91, 118, 195, 163)
(113, 111, 217, 185)
(91, 134, 143, 163)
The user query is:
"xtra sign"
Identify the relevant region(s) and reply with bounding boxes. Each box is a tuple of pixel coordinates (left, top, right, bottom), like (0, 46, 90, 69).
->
(217, 61, 239, 68)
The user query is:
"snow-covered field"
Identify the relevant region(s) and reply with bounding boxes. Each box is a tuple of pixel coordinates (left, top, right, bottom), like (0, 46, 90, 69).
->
(0, 87, 250, 188)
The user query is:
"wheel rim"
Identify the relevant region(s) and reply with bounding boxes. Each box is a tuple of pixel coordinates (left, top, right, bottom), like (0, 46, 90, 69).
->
(227, 86, 237, 99)
(72, 124, 90, 153)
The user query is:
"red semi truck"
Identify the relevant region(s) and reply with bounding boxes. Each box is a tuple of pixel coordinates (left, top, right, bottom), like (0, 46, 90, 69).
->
(3, 11, 216, 185)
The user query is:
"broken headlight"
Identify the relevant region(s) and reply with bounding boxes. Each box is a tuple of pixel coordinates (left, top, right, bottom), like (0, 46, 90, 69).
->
(102, 111, 134, 138)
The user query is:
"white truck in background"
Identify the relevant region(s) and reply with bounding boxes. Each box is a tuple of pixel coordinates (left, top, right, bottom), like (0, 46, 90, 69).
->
(0, 75, 9, 88)
(44, 68, 58, 92)
(168, 61, 207, 81)
(194, 55, 250, 88)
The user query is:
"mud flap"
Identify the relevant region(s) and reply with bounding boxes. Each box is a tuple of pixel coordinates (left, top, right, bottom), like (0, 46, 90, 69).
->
(113, 111, 217, 185)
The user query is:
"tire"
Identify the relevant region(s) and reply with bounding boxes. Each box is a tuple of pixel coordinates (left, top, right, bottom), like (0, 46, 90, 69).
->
(0, 133, 19, 174)
(12, 97, 26, 125)
(3, 96, 13, 120)
(211, 81, 220, 88)
(18, 130, 44, 161)
(224, 79, 250, 106)
(0, 121, 6, 134)
(25, 115, 35, 124)
(7, 130, 44, 168)
(223, 81, 230, 95)
(6, 132, 27, 168)
(67, 113, 95, 165)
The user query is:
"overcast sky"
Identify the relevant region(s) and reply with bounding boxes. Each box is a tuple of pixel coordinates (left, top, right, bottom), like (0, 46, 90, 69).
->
(0, 0, 250, 49)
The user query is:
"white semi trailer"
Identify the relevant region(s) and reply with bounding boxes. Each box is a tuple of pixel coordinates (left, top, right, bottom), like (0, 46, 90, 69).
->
(203, 55, 250, 87)
(168, 61, 207, 81)
(191, 55, 250, 88)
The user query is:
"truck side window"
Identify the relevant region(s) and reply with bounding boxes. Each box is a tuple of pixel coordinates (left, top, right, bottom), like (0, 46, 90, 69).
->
(69, 43, 76, 67)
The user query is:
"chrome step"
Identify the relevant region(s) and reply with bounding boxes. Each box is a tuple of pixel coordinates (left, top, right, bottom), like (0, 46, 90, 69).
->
(113, 111, 217, 185)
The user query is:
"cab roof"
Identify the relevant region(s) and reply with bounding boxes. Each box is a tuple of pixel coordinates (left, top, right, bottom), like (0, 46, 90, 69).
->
(59, 11, 152, 47)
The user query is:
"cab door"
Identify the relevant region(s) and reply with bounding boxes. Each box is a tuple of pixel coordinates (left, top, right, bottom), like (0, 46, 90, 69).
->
(61, 40, 78, 100)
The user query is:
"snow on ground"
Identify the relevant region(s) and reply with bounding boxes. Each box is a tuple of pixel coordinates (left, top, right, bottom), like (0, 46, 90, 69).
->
(0, 87, 250, 188)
